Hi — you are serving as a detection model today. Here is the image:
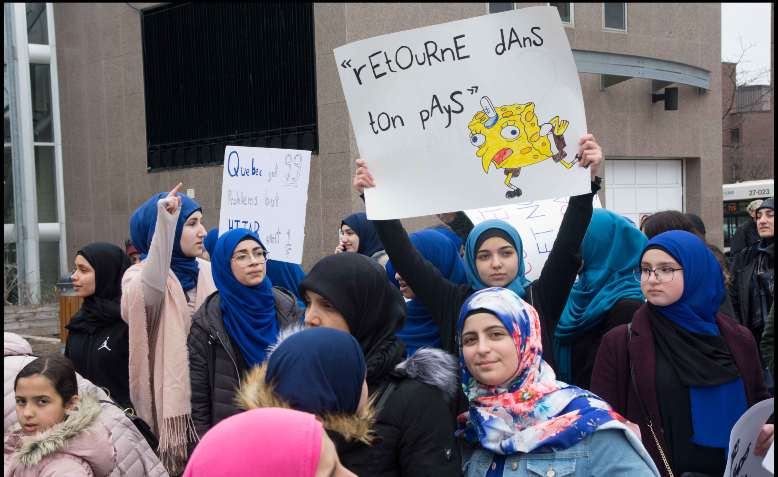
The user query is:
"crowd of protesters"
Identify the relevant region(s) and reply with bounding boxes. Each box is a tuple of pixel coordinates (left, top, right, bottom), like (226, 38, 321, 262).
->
(4, 131, 774, 476)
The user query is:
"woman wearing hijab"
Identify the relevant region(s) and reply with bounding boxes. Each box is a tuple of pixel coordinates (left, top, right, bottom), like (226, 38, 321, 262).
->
(457, 287, 659, 476)
(183, 407, 356, 477)
(299, 253, 461, 477)
(335, 211, 388, 266)
(121, 183, 215, 474)
(266, 259, 307, 311)
(188, 228, 301, 441)
(202, 227, 219, 261)
(553, 209, 646, 388)
(236, 327, 374, 450)
(386, 228, 468, 357)
(591, 231, 773, 477)
(66, 242, 132, 409)
(352, 135, 603, 369)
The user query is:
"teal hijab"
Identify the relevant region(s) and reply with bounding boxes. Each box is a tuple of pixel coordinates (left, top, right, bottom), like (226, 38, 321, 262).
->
(554, 209, 646, 382)
(464, 220, 531, 299)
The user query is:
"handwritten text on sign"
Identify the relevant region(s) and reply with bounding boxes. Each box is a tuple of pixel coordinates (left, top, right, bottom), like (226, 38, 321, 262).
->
(218, 147, 311, 264)
(465, 196, 602, 282)
(335, 6, 589, 220)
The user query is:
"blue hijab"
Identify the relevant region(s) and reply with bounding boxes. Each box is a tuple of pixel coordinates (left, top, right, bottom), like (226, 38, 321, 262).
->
(644, 230, 746, 448)
(265, 328, 366, 415)
(464, 220, 531, 298)
(212, 229, 278, 367)
(266, 260, 307, 311)
(386, 229, 467, 356)
(203, 228, 219, 258)
(342, 212, 384, 257)
(554, 209, 646, 382)
(129, 191, 201, 291)
(431, 225, 463, 251)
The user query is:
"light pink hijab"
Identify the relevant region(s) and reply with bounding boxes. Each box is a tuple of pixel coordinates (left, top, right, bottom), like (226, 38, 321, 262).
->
(183, 408, 323, 477)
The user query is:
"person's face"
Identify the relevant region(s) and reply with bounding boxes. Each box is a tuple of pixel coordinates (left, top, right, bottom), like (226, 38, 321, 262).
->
(475, 237, 519, 287)
(15, 375, 77, 436)
(461, 312, 520, 387)
(639, 249, 684, 307)
(339, 225, 360, 253)
(230, 239, 267, 286)
(395, 272, 415, 300)
(71, 254, 96, 298)
(179, 211, 207, 257)
(303, 290, 350, 333)
(315, 431, 356, 477)
(756, 208, 774, 238)
(129, 253, 141, 265)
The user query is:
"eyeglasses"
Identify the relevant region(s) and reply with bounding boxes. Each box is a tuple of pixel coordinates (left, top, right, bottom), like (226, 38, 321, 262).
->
(633, 266, 683, 283)
(231, 249, 268, 265)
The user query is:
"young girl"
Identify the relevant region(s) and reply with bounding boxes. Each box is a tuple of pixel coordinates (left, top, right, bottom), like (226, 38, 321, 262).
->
(121, 183, 215, 473)
(591, 230, 773, 476)
(5, 355, 115, 477)
(457, 288, 659, 476)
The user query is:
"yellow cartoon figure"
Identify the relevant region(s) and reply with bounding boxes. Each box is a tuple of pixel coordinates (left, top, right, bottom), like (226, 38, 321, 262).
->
(468, 96, 575, 198)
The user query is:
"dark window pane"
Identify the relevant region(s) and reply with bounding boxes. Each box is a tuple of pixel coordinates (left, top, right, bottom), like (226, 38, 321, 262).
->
(604, 3, 626, 30)
(4, 147, 14, 224)
(35, 146, 57, 223)
(39, 241, 59, 302)
(489, 3, 514, 14)
(550, 3, 571, 23)
(4, 64, 10, 143)
(4, 242, 18, 304)
(30, 64, 53, 142)
(26, 3, 48, 45)
(141, 3, 318, 171)
(730, 129, 740, 145)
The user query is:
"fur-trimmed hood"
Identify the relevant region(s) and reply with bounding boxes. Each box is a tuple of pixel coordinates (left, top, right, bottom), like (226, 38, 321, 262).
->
(393, 347, 459, 402)
(4, 394, 115, 476)
(236, 363, 376, 445)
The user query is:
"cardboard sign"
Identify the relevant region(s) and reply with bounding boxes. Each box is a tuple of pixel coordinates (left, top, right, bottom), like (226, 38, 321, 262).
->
(724, 398, 774, 477)
(218, 146, 311, 264)
(465, 195, 602, 281)
(335, 6, 589, 219)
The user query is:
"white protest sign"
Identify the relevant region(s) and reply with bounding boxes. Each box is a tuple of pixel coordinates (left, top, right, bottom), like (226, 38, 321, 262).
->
(335, 6, 589, 220)
(465, 196, 602, 281)
(724, 398, 774, 477)
(763, 441, 774, 474)
(218, 146, 311, 264)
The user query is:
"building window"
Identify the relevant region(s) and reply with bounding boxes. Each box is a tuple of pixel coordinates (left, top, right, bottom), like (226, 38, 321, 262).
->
(730, 128, 740, 146)
(489, 3, 514, 14)
(141, 3, 318, 171)
(549, 3, 573, 24)
(603, 3, 627, 31)
(25, 3, 48, 45)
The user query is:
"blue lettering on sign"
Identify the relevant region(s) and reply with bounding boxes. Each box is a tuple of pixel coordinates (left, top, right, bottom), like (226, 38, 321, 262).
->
(227, 218, 261, 233)
(226, 150, 263, 178)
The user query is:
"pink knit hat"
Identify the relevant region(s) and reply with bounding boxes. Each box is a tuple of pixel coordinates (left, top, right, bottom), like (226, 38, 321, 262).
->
(183, 408, 323, 477)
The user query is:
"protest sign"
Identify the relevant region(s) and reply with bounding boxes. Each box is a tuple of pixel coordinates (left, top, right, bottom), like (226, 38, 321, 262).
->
(724, 398, 773, 477)
(465, 196, 601, 281)
(218, 146, 311, 264)
(335, 6, 589, 220)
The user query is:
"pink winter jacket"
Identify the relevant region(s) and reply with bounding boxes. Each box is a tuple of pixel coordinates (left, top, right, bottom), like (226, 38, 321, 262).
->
(4, 333, 169, 477)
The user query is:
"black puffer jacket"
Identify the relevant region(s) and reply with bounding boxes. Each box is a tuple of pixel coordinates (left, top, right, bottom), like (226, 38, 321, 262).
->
(187, 288, 301, 442)
(336, 347, 462, 477)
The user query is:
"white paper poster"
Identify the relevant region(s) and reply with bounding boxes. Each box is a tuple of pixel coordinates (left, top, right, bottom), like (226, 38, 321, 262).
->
(724, 398, 774, 477)
(465, 196, 602, 281)
(218, 146, 311, 264)
(335, 6, 589, 220)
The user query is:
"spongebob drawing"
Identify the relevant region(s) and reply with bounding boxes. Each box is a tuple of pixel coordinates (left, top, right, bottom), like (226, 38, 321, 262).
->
(468, 96, 576, 198)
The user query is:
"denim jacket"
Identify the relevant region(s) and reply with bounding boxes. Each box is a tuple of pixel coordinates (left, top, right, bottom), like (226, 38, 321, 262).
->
(463, 429, 660, 477)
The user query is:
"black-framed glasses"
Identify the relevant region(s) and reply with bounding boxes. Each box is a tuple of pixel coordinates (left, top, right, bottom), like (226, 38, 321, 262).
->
(633, 266, 683, 283)
(231, 249, 268, 265)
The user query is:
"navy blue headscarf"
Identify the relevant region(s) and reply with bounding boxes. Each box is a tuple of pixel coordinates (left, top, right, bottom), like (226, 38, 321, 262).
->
(431, 225, 463, 251)
(386, 229, 467, 356)
(265, 327, 366, 415)
(212, 229, 278, 367)
(266, 260, 307, 311)
(129, 191, 201, 291)
(203, 228, 219, 258)
(342, 212, 384, 257)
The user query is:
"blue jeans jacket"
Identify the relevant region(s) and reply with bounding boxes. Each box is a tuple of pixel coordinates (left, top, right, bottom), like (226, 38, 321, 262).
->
(463, 429, 660, 476)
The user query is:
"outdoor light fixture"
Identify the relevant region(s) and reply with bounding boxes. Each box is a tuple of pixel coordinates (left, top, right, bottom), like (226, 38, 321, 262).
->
(652, 87, 678, 111)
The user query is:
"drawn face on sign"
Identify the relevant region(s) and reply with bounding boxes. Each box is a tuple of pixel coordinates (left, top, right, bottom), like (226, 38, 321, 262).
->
(468, 97, 572, 199)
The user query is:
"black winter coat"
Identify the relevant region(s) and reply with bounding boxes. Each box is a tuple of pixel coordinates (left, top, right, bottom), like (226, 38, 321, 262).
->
(373, 181, 600, 370)
(729, 242, 774, 340)
(187, 288, 301, 441)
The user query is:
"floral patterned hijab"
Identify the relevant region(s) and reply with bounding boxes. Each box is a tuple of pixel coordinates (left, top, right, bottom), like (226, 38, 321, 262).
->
(456, 287, 636, 454)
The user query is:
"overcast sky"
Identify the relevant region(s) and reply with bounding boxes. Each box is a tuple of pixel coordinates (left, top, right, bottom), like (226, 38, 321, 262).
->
(721, 3, 772, 85)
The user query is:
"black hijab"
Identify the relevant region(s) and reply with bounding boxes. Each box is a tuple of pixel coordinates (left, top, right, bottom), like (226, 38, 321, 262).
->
(66, 242, 131, 334)
(299, 253, 406, 391)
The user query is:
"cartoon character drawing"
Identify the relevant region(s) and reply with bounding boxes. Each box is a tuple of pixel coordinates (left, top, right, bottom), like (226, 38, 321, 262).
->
(468, 96, 575, 198)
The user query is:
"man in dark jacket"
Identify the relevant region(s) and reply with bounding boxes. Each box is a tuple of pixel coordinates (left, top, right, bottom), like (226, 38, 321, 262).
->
(730, 197, 774, 352)
(730, 199, 764, 255)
